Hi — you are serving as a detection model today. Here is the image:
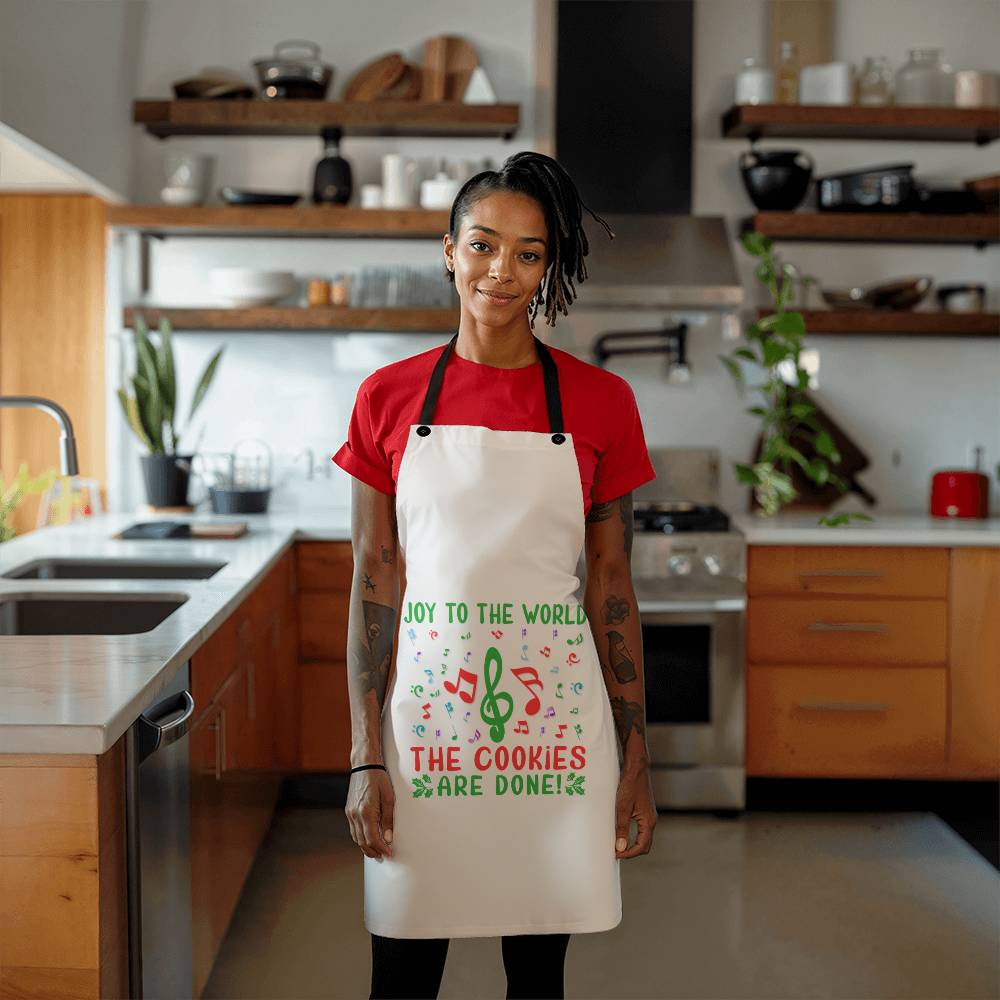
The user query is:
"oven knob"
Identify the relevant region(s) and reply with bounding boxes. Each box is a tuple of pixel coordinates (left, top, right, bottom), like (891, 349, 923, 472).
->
(703, 554, 722, 576)
(667, 554, 692, 575)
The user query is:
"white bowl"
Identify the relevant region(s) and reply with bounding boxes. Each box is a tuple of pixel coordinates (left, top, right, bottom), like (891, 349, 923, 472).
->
(209, 268, 297, 306)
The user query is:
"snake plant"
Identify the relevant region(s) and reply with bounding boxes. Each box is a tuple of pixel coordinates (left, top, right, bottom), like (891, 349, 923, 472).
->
(117, 313, 223, 455)
(719, 230, 872, 528)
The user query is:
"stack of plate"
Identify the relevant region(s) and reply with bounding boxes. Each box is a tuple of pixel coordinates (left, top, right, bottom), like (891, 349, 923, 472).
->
(209, 268, 297, 306)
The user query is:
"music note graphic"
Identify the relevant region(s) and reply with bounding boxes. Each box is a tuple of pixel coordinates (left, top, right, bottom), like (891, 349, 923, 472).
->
(445, 701, 454, 716)
(443, 648, 450, 656)
(435, 728, 441, 738)
(413, 724, 426, 737)
(414, 651, 422, 662)
(544, 706, 555, 718)
(567, 652, 580, 666)
(429, 689, 441, 698)
(424, 668, 434, 684)
(570, 707, 579, 715)
(463, 710, 472, 722)
(464, 650, 472, 663)
(429, 630, 438, 639)
(550, 665, 559, 674)
(521, 644, 529, 661)
(552, 628, 559, 638)
(556, 724, 567, 738)
(539, 646, 551, 658)
(410, 684, 425, 696)
(540, 726, 546, 734)
(443, 667, 478, 703)
(567, 633, 584, 645)
(521, 627, 527, 637)
(467, 728, 482, 744)
(451, 724, 459, 740)
(574, 723, 583, 737)
(490, 629, 504, 639)
(440, 665, 447, 675)
(510, 664, 544, 715)
(422, 703, 431, 719)
(461, 631, 472, 640)
(555, 682, 564, 699)
(407, 627, 417, 642)
(514, 719, 529, 735)
(479, 645, 514, 742)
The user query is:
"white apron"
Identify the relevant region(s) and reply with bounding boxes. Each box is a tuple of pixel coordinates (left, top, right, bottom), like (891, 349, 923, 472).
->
(364, 332, 622, 939)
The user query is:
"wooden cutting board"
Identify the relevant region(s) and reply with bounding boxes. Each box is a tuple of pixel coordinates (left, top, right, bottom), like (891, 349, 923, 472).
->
(344, 52, 407, 101)
(421, 35, 478, 101)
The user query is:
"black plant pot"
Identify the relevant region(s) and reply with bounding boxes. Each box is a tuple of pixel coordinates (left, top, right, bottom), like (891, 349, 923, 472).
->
(140, 453, 195, 507)
(739, 148, 814, 211)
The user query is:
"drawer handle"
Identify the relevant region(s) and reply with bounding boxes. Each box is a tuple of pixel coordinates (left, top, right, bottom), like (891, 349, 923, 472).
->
(799, 569, 883, 578)
(796, 701, 890, 712)
(807, 621, 889, 633)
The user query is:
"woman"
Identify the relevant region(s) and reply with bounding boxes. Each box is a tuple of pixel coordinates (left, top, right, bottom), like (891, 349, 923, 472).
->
(332, 150, 657, 1000)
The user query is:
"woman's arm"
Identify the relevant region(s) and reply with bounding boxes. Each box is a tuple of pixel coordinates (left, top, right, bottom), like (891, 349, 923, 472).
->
(344, 476, 400, 858)
(583, 491, 657, 858)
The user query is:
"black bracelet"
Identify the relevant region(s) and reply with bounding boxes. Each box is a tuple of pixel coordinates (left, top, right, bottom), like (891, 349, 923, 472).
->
(350, 763, 387, 774)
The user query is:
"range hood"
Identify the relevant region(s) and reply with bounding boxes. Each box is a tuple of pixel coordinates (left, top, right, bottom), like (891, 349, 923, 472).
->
(573, 213, 745, 312)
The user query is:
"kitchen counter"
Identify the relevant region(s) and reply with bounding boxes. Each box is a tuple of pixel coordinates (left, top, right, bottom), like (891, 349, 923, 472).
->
(0, 509, 351, 755)
(733, 511, 1000, 547)
(4, 505, 999, 756)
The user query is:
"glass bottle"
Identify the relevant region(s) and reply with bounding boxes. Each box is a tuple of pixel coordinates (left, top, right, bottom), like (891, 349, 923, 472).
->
(857, 57, 893, 105)
(895, 48, 954, 106)
(776, 41, 800, 104)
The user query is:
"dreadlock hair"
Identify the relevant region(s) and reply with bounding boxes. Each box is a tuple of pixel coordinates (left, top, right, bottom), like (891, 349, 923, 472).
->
(446, 151, 615, 329)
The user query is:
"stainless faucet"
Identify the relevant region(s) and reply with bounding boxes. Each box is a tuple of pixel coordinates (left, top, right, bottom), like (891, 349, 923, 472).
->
(0, 396, 79, 475)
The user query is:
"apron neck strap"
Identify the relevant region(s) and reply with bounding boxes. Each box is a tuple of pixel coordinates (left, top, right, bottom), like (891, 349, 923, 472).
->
(417, 333, 564, 434)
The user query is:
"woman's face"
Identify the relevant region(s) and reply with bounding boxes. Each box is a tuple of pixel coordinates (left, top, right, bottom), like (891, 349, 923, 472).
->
(444, 191, 549, 323)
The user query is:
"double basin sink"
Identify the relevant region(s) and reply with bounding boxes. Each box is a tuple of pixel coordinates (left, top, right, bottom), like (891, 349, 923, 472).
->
(0, 557, 227, 636)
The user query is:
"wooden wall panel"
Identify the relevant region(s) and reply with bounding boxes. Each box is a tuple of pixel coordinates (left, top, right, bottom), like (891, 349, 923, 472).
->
(0, 194, 107, 536)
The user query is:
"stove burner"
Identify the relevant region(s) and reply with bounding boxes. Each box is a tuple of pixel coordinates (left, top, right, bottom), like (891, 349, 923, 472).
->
(633, 502, 730, 534)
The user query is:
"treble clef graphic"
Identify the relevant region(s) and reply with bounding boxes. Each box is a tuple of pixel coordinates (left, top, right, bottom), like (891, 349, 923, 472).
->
(479, 645, 514, 743)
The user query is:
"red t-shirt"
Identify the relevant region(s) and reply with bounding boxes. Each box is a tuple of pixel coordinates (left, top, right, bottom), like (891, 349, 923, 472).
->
(332, 341, 656, 518)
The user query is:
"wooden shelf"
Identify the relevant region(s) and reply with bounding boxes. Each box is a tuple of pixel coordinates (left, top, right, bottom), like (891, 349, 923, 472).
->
(123, 305, 459, 332)
(749, 212, 1000, 245)
(133, 99, 520, 138)
(722, 103, 1000, 144)
(106, 205, 451, 238)
(757, 308, 1000, 337)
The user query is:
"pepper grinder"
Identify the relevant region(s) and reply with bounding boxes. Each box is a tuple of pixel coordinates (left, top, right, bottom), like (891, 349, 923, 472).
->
(312, 126, 352, 205)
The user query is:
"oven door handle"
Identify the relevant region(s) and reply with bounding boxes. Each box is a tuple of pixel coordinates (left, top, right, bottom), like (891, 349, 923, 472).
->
(639, 597, 746, 614)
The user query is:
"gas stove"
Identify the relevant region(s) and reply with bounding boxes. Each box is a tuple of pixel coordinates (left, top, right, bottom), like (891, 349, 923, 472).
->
(634, 501, 730, 534)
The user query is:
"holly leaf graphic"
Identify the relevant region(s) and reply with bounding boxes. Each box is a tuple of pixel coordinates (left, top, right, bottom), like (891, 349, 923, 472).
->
(412, 774, 434, 798)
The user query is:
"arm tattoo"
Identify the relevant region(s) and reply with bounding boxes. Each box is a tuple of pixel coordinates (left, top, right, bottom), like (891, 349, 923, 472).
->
(609, 695, 645, 753)
(602, 594, 630, 625)
(585, 493, 634, 560)
(357, 600, 395, 703)
(606, 630, 637, 683)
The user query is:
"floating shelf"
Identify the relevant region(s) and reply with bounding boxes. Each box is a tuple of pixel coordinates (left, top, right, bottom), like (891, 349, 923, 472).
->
(748, 212, 1000, 245)
(123, 306, 460, 332)
(106, 205, 451, 238)
(133, 99, 520, 138)
(758, 309, 1000, 337)
(722, 103, 1000, 144)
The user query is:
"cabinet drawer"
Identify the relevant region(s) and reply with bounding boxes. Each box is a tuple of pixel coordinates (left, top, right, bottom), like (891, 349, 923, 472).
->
(748, 546, 949, 598)
(299, 661, 352, 771)
(191, 614, 238, 721)
(746, 664, 947, 777)
(298, 590, 349, 660)
(747, 597, 947, 665)
(296, 541, 353, 592)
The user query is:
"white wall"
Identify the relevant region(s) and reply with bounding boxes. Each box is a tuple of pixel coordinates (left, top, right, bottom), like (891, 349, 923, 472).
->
(11, 0, 996, 516)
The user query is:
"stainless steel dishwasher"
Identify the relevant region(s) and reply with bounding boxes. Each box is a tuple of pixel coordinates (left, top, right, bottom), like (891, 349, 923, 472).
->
(125, 660, 195, 999)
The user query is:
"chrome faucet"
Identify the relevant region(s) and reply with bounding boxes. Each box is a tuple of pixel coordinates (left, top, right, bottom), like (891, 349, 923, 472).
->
(0, 396, 79, 475)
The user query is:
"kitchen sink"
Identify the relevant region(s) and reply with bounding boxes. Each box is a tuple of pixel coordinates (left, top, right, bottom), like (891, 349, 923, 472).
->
(0, 594, 188, 635)
(2, 558, 226, 581)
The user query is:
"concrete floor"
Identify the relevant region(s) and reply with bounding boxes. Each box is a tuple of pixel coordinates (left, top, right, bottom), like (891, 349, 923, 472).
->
(204, 803, 999, 1000)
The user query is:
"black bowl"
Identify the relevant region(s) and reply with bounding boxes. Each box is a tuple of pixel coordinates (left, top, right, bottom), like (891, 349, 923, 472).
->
(739, 148, 814, 211)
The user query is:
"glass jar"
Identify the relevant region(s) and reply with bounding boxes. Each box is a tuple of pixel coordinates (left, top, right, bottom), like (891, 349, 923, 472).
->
(857, 56, 893, 105)
(895, 48, 954, 105)
(776, 41, 799, 104)
(735, 57, 775, 105)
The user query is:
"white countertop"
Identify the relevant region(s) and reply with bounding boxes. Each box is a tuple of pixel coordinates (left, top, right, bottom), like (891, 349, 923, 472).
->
(3, 505, 999, 756)
(0, 509, 350, 755)
(733, 511, 1000, 547)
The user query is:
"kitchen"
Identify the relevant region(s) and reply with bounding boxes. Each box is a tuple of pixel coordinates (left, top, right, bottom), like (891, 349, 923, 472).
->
(1, 0, 998, 998)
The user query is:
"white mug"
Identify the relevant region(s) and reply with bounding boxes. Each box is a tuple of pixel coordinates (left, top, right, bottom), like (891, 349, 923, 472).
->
(381, 154, 418, 209)
(361, 183, 383, 208)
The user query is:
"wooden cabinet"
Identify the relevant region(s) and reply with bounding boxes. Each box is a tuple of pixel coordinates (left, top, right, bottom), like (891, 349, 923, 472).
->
(295, 542, 354, 770)
(744, 545, 996, 780)
(188, 550, 295, 998)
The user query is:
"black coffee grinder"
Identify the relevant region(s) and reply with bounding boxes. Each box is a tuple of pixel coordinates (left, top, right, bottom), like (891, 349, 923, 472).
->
(312, 126, 352, 205)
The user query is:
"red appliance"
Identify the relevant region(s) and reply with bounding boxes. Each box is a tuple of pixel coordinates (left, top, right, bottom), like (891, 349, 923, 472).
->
(929, 448, 990, 518)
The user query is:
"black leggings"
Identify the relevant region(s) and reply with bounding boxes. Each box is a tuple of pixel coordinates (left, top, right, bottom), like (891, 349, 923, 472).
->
(370, 931, 571, 999)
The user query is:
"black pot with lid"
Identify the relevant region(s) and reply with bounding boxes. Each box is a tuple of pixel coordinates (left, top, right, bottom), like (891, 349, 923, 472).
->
(253, 40, 334, 100)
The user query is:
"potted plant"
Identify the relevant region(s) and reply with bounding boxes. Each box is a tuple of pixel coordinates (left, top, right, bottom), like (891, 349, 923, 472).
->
(719, 230, 873, 528)
(0, 463, 58, 542)
(117, 314, 223, 508)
